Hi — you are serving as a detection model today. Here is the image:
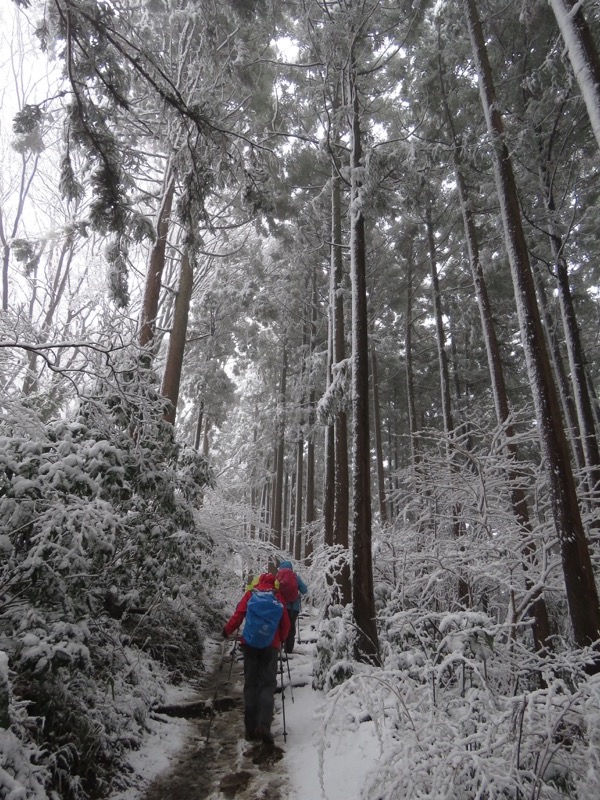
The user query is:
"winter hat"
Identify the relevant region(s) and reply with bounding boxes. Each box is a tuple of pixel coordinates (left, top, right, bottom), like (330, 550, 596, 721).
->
(278, 560, 293, 569)
(256, 572, 276, 590)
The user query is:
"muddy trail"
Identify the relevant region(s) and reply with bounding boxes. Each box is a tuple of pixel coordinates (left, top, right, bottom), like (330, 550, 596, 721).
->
(140, 645, 290, 800)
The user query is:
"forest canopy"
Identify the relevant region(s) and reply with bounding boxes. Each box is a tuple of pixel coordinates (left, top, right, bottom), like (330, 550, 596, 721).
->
(3, 0, 600, 798)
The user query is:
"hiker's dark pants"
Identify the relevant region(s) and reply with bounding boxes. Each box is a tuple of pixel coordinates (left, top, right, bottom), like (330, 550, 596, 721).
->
(285, 609, 299, 653)
(242, 644, 279, 734)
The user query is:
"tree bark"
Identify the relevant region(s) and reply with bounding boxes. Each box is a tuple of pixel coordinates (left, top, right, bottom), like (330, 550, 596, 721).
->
(436, 20, 551, 645)
(426, 196, 470, 608)
(404, 246, 420, 472)
(285, 469, 291, 553)
(139, 168, 175, 350)
(323, 420, 335, 548)
(371, 340, 388, 524)
(349, 63, 380, 663)
(537, 156, 600, 504)
(452, 143, 552, 652)
(323, 231, 336, 551)
(294, 300, 310, 561)
(548, 0, 600, 151)
(202, 416, 211, 458)
(270, 446, 278, 535)
(426, 201, 453, 438)
(194, 400, 204, 451)
(295, 435, 304, 559)
(161, 249, 193, 426)
(331, 165, 351, 604)
(532, 261, 585, 474)
(305, 269, 318, 536)
(272, 344, 287, 550)
(465, 0, 600, 653)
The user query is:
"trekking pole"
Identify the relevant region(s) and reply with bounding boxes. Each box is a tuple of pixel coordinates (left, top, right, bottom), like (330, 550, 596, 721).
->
(279, 647, 287, 743)
(284, 649, 294, 703)
(297, 614, 301, 644)
(206, 638, 227, 745)
(226, 634, 239, 685)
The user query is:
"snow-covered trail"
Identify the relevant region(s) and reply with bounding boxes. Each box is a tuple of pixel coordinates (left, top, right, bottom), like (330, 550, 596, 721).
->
(282, 617, 381, 800)
(109, 612, 381, 800)
(109, 640, 289, 800)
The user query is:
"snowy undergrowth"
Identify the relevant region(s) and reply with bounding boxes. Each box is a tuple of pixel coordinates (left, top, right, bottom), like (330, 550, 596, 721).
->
(0, 381, 223, 800)
(305, 424, 600, 797)
(314, 604, 600, 800)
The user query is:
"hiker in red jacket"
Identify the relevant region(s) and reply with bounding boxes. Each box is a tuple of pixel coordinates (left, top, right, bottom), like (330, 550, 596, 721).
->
(276, 559, 308, 654)
(223, 572, 290, 745)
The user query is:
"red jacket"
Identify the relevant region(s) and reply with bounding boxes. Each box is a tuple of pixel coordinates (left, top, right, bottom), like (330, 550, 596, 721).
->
(224, 573, 291, 649)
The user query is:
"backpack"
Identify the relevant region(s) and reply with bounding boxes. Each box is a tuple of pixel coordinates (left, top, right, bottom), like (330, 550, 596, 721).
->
(243, 590, 284, 648)
(276, 567, 299, 605)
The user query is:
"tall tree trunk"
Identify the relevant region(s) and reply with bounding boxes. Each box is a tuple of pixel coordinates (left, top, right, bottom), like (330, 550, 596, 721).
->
(161, 248, 193, 426)
(588, 373, 600, 430)
(371, 340, 388, 524)
(537, 156, 600, 503)
(465, 0, 600, 653)
(404, 246, 420, 472)
(323, 423, 335, 548)
(294, 449, 303, 562)
(295, 435, 303, 558)
(386, 425, 395, 521)
(426, 197, 470, 608)
(305, 269, 318, 549)
(270, 446, 278, 537)
(331, 165, 351, 604)
(295, 301, 310, 561)
(426, 202, 453, 437)
(202, 417, 210, 458)
(139, 168, 175, 350)
(194, 400, 204, 451)
(272, 344, 287, 550)
(436, 24, 552, 648)
(549, 0, 600, 152)
(323, 253, 335, 550)
(448, 307, 463, 418)
(250, 415, 259, 539)
(532, 261, 585, 473)
(260, 467, 270, 530)
(284, 470, 291, 553)
(349, 63, 380, 663)
(451, 143, 551, 652)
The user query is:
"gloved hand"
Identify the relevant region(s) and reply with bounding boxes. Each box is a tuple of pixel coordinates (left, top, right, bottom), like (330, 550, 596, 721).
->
(222, 626, 228, 639)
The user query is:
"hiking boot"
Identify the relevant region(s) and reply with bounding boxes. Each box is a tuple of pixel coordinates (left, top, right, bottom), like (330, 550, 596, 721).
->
(255, 726, 274, 746)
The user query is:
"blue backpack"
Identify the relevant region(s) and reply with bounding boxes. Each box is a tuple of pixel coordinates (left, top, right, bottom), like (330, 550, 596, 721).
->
(243, 590, 284, 648)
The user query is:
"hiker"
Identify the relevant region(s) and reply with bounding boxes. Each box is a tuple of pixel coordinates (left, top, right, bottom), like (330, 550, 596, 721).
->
(276, 559, 308, 654)
(244, 573, 259, 592)
(222, 572, 290, 745)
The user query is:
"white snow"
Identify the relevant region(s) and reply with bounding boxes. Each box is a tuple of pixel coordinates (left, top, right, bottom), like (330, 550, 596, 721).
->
(107, 718, 193, 800)
(107, 615, 381, 800)
(107, 680, 198, 800)
(279, 637, 381, 800)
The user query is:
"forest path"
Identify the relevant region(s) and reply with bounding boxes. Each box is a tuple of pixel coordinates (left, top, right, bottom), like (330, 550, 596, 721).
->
(138, 642, 291, 800)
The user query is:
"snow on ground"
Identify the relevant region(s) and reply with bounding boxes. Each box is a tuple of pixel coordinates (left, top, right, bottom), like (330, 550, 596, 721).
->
(109, 639, 225, 800)
(108, 715, 193, 800)
(279, 619, 382, 800)
(108, 696, 196, 800)
(109, 616, 382, 800)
